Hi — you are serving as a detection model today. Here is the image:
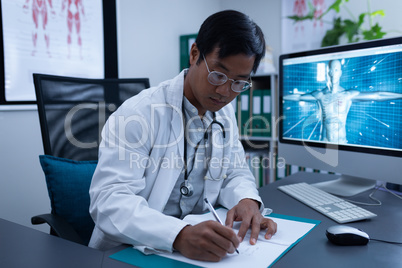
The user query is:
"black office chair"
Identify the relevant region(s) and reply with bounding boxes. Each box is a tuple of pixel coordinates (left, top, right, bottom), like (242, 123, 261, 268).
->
(31, 74, 150, 245)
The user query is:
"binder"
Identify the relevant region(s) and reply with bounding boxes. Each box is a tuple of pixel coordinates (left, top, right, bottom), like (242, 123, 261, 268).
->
(239, 90, 250, 136)
(251, 89, 263, 137)
(276, 156, 286, 180)
(247, 151, 274, 187)
(262, 153, 273, 184)
(251, 89, 271, 137)
(179, 34, 197, 70)
(261, 89, 272, 137)
(277, 165, 285, 180)
(251, 153, 261, 187)
(230, 97, 238, 124)
(247, 151, 261, 188)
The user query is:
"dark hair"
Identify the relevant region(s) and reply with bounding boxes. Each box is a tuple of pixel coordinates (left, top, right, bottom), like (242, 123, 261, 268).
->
(195, 10, 266, 73)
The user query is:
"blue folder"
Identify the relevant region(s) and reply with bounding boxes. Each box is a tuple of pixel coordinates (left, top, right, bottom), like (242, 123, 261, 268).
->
(109, 213, 320, 268)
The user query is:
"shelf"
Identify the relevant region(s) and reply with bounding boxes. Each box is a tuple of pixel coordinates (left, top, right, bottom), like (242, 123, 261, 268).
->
(251, 72, 278, 78)
(240, 136, 271, 142)
(235, 73, 278, 186)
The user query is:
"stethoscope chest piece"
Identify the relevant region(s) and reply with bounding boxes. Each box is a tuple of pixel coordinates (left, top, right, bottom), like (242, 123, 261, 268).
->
(180, 181, 194, 196)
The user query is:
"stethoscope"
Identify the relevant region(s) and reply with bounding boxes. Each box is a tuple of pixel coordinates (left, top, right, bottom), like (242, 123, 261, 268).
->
(180, 104, 226, 196)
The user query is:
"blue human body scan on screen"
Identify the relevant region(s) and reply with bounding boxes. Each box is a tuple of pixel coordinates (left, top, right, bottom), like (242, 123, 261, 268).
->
(282, 50, 402, 151)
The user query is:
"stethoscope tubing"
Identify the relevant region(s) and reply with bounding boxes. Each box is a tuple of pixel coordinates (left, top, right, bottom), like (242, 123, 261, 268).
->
(181, 104, 227, 196)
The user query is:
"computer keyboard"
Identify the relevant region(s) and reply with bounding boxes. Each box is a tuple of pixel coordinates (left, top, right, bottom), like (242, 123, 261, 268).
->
(278, 182, 377, 224)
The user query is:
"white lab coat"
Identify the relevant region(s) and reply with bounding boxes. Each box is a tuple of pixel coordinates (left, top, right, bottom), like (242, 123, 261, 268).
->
(88, 70, 263, 253)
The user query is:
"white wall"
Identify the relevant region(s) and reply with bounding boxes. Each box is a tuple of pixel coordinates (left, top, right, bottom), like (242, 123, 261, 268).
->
(117, 0, 220, 86)
(117, 0, 282, 86)
(219, 0, 282, 70)
(0, 108, 50, 232)
(337, 0, 402, 39)
(1, 0, 401, 232)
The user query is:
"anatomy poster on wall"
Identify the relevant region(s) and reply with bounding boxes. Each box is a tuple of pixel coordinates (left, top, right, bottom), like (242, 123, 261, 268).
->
(1, 0, 104, 101)
(281, 0, 336, 54)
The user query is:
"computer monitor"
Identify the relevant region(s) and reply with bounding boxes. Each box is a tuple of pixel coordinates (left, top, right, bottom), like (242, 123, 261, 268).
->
(278, 37, 402, 197)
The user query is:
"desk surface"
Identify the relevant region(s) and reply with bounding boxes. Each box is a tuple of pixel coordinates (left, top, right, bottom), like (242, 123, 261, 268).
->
(260, 172, 402, 268)
(2, 172, 401, 267)
(0, 218, 104, 268)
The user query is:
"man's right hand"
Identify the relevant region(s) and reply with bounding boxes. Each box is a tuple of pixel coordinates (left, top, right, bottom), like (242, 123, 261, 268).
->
(173, 220, 240, 262)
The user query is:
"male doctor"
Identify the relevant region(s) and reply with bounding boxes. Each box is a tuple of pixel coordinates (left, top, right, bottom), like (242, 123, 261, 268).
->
(89, 10, 277, 262)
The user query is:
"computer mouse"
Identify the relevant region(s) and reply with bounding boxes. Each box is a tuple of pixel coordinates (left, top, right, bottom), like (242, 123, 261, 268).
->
(326, 225, 370, 246)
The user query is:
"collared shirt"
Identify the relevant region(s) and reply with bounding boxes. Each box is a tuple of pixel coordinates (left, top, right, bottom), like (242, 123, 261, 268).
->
(163, 96, 214, 218)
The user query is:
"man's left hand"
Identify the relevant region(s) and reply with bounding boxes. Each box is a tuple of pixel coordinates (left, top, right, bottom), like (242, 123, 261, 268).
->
(225, 199, 277, 245)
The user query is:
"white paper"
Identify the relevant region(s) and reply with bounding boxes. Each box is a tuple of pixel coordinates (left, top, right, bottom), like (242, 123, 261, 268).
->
(159, 208, 317, 268)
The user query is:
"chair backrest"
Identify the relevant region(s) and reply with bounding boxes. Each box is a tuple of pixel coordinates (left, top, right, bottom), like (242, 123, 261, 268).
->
(34, 74, 150, 161)
(33, 74, 149, 245)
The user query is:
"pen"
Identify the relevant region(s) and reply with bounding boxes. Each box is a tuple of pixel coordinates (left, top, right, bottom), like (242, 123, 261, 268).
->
(204, 198, 239, 254)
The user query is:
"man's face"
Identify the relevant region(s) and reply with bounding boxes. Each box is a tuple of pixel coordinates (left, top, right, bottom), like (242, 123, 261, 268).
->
(185, 46, 255, 115)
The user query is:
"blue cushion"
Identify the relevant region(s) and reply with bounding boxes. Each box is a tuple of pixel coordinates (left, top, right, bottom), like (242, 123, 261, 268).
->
(39, 155, 97, 245)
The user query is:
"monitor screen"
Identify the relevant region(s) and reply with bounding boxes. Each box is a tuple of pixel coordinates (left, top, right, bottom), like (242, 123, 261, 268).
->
(278, 37, 402, 196)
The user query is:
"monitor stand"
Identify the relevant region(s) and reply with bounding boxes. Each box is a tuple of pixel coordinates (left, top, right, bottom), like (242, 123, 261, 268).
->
(311, 175, 376, 197)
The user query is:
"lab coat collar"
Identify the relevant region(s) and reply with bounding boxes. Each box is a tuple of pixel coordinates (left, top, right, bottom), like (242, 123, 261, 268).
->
(165, 69, 187, 110)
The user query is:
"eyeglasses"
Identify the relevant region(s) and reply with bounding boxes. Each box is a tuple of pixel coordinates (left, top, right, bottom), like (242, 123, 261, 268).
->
(203, 56, 252, 93)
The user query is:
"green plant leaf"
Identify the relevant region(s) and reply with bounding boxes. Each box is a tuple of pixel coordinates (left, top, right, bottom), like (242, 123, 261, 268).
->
(370, 10, 385, 18)
(362, 23, 387, 40)
(343, 19, 359, 42)
(358, 13, 366, 26)
(286, 0, 387, 47)
(287, 14, 315, 22)
(321, 18, 345, 47)
(322, 0, 349, 15)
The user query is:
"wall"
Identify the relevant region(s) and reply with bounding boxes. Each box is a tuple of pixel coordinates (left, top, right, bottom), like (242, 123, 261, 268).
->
(117, 0, 282, 86)
(117, 0, 220, 86)
(0, 108, 49, 232)
(220, 0, 282, 70)
(1, 0, 401, 232)
(338, 0, 402, 39)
